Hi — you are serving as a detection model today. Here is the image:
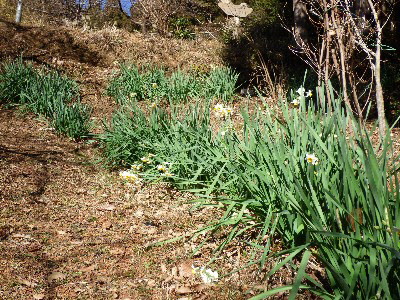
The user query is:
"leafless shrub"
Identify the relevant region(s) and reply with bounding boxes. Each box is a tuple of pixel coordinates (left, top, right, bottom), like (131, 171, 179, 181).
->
(289, 0, 396, 137)
(130, 0, 186, 35)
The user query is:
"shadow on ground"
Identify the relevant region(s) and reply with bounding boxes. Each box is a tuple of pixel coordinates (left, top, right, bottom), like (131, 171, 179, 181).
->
(0, 18, 105, 67)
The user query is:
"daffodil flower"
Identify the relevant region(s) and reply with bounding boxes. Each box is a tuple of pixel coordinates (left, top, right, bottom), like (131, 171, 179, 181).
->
(291, 98, 300, 107)
(305, 153, 319, 165)
(119, 170, 141, 183)
(131, 164, 143, 172)
(141, 157, 152, 164)
(157, 164, 167, 172)
(297, 87, 305, 95)
(191, 265, 218, 284)
(214, 103, 233, 118)
(213, 103, 224, 112)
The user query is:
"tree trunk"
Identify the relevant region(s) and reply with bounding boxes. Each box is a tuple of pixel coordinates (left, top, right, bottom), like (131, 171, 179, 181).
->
(367, 0, 386, 137)
(293, 0, 308, 45)
(15, 0, 23, 23)
(375, 32, 386, 137)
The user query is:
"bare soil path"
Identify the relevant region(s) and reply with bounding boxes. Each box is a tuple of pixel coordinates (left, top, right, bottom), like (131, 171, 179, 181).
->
(0, 20, 255, 299)
(0, 108, 254, 299)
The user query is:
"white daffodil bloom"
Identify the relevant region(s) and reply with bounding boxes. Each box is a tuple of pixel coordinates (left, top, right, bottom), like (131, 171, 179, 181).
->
(305, 90, 313, 97)
(131, 164, 143, 172)
(192, 265, 218, 284)
(305, 153, 319, 165)
(119, 170, 141, 183)
(141, 157, 152, 164)
(214, 103, 224, 112)
(157, 164, 167, 172)
(214, 104, 233, 118)
(297, 87, 305, 95)
(291, 98, 300, 107)
(200, 268, 218, 283)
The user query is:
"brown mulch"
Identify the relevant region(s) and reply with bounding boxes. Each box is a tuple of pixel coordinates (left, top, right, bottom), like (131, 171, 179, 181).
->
(0, 108, 264, 299)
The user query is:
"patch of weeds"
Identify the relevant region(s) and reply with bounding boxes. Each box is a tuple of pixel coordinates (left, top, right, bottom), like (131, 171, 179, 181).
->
(0, 59, 92, 139)
(202, 66, 239, 102)
(17, 253, 35, 259)
(107, 63, 239, 105)
(98, 247, 110, 255)
(170, 17, 196, 40)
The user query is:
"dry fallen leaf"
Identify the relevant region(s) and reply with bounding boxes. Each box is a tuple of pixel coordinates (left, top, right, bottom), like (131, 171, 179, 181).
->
(178, 261, 194, 278)
(192, 284, 208, 292)
(102, 221, 113, 229)
(81, 264, 97, 272)
(134, 210, 144, 218)
(70, 240, 83, 245)
(109, 248, 124, 255)
(147, 279, 156, 287)
(98, 204, 115, 211)
(160, 263, 167, 273)
(48, 272, 66, 282)
(33, 294, 45, 300)
(13, 233, 32, 239)
(18, 279, 36, 287)
(96, 276, 109, 284)
(175, 286, 192, 295)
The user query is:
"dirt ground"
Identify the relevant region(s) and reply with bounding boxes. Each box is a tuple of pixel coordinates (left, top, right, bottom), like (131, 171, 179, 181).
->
(0, 20, 280, 300)
(0, 107, 264, 299)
